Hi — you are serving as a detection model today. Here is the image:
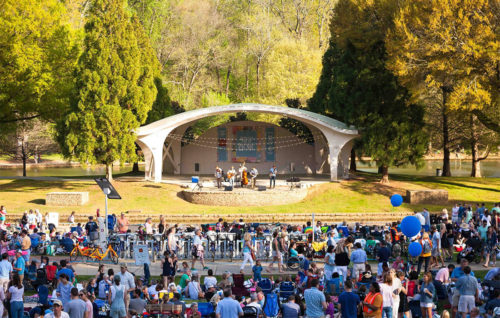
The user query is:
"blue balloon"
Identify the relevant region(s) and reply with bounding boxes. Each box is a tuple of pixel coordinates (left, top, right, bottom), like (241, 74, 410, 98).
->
(390, 194, 403, 207)
(401, 215, 422, 237)
(409, 241, 423, 257)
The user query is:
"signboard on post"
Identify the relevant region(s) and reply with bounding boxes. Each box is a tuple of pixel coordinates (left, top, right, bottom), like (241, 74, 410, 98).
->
(133, 244, 150, 265)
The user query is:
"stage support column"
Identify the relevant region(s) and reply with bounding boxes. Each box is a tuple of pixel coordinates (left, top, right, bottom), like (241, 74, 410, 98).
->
(137, 129, 172, 183)
(321, 130, 353, 182)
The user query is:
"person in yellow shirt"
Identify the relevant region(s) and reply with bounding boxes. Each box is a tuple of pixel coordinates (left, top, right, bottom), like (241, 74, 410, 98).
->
(417, 232, 433, 274)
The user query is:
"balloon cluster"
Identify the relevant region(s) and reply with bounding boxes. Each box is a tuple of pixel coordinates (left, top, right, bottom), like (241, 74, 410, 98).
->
(400, 215, 423, 257)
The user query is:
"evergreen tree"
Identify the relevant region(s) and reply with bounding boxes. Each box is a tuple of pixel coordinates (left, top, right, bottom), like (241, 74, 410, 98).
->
(57, 0, 159, 181)
(309, 0, 428, 183)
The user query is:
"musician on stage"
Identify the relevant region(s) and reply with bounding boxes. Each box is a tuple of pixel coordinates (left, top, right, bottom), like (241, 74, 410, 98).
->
(227, 166, 236, 187)
(269, 165, 277, 188)
(250, 167, 258, 188)
(239, 162, 248, 187)
(214, 166, 223, 188)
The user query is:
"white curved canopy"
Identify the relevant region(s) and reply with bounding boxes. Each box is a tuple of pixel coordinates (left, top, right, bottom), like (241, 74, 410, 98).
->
(136, 103, 358, 182)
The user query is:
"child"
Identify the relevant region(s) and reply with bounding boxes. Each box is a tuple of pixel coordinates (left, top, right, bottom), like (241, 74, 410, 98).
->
(325, 294, 335, 318)
(252, 260, 263, 282)
(181, 261, 189, 273)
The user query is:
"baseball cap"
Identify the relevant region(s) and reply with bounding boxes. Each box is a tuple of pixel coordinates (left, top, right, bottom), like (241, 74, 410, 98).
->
(52, 299, 63, 307)
(120, 263, 127, 268)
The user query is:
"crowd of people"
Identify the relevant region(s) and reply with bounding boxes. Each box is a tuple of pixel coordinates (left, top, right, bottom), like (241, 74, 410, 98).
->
(0, 202, 498, 318)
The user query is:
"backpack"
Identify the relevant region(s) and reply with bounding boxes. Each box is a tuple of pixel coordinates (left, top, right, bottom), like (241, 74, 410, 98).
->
(263, 292, 280, 317)
(422, 239, 432, 254)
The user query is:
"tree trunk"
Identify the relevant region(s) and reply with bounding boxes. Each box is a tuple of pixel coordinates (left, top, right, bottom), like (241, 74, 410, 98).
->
(256, 59, 261, 97)
(470, 114, 482, 177)
(132, 144, 140, 173)
(349, 148, 356, 172)
(132, 162, 139, 173)
(225, 65, 231, 96)
(106, 164, 113, 182)
(380, 165, 389, 184)
(22, 154, 27, 177)
(441, 88, 451, 177)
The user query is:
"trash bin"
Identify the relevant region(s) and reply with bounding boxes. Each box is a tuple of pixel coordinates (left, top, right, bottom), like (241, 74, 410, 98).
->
(436, 168, 442, 176)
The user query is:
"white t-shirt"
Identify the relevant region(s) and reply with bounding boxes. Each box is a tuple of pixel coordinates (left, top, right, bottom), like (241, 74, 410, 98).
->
(8, 286, 24, 302)
(392, 277, 402, 296)
(380, 283, 394, 307)
(188, 281, 201, 299)
(416, 213, 425, 226)
(45, 312, 70, 318)
(482, 215, 492, 227)
(204, 276, 217, 289)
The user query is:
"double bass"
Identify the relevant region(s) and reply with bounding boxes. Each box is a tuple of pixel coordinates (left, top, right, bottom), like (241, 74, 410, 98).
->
(241, 170, 248, 186)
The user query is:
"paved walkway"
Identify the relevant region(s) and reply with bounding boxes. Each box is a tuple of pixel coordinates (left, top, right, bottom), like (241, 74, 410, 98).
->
(61, 256, 494, 278)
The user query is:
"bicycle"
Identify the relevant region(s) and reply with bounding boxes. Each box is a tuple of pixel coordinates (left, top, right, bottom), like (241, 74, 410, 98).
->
(88, 244, 119, 264)
(69, 242, 94, 262)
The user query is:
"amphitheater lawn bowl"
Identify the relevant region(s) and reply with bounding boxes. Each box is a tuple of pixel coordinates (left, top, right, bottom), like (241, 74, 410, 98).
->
(0, 172, 498, 219)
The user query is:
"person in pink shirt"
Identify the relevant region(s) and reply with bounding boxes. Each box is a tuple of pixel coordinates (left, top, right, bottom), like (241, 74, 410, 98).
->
(435, 264, 455, 284)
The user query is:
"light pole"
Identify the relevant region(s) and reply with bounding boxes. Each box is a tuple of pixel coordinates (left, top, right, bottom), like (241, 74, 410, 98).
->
(103, 187, 110, 240)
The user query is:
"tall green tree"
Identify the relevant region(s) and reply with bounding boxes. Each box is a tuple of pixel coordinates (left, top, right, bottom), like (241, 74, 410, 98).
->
(57, 0, 159, 181)
(309, 0, 427, 183)
(0, 0, 79, 133)
(386, 0, 500, 175)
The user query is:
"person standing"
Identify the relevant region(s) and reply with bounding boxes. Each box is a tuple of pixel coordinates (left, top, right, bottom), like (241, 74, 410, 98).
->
(417, 233, 432, 274)
(57, 273, 73, 310)
(483, 226, 498, 268)
(7, 274, 24, 318)
(191, 229, 208, 270)
(228, 166, 236, 187)
(117, 213, 129, 234)
(215, 289, 243, 318)
(377, 241, 390, 278)
(430, 226, 445, 269)
(455, 266, 479, 318)
(269, 165, 277, 189)
(0, 253, 12, 291)
(282, 295, 300, 318)
(20, 230, 31, 262)
(115, 264, 135, 316)
(80, 292, 93, 318)
(350, 242, 367, 280)
(13, 250, 25, 282)
(109, 276, 126, 318)
(419, 272, 435, 318)
(66, 288, 88, 318)
(267, 231, 284, 273)
(338, 280, 360, 318)
(240, 233, 254, 271)
(422, 208, 431, 232)
(215, 167, 223, 189)
(362, 282, 383, 318)
(304, 279, 327, 318)
(380, 274, 394, 318)
(324, 246, 336, 281)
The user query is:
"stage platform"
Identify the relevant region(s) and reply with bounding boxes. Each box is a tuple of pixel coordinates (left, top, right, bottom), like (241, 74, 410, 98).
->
(160, 174, 331, 187)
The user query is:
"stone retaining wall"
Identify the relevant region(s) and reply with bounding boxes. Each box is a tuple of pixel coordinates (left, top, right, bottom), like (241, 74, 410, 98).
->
(46, 192, 89, 206)
(406, 189, 448, 204)
(182, 188, 307, 206)
(7, 211, 414, 225)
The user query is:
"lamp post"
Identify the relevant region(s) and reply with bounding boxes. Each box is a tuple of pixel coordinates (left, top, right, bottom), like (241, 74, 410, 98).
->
(103, 187, 110, 240)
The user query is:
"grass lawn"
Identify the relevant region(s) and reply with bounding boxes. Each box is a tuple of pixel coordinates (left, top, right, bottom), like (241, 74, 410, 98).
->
(0, 172, 498, 217)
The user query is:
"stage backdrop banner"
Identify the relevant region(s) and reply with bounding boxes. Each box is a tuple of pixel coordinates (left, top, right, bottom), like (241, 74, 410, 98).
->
(265, 127, 275, 162)
(217, 127, 227, 162)
(236, 129, 257, 157)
